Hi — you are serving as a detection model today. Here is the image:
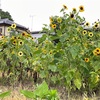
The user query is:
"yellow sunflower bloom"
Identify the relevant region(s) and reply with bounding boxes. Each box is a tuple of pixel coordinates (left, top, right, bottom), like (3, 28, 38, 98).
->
(51, 24, 56, 29)
(11, 23, 16, 29)
(79, 5, 84, 12)
(82, 30, 87, 35)
(93, 48, 100, 56)
(84, 58, 89, 62)
(13, 40, 17, 45)
(7, 27, 11, 32)
(88, 32, 93, 37)
(18, 51, 23, 56)
(93, 23, 99, 29)
(85, 22, 90, 27)
(1, 36, 4, 39)
(18, 40, 24, 45)
(22, 31, 28, 37)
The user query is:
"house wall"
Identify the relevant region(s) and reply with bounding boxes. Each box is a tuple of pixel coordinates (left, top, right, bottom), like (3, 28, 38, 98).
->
(0, 26, 28, 36)
(31, 33, 44, 39)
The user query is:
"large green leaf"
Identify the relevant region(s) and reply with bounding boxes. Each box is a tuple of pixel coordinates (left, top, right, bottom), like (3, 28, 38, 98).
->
(48, 65, 57, 72)
(74, 79, 82, 90)
(0, 91, 11, 99)
(34, 81, 49, 98)
(20, 90, 35, 99)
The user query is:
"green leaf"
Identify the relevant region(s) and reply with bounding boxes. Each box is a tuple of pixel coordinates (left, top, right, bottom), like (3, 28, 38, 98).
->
(74, 79, 82, 90)
(20, 90, 35, 99)
(69, 45, 79, 59)
(34, 81, 49, 98)
(93, 61, 100, 72)
(0, 91, 11, 99)
(48, 65, 57, 72)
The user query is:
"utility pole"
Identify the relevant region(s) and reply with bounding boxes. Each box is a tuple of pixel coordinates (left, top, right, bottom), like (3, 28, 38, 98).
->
(0, 0, 1, 9)
(30, 15, 35, 32)
(0, 0, 1, 19)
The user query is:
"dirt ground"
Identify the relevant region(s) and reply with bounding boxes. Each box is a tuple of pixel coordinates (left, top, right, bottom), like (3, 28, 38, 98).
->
(0, 84, 100, 100)
(0, 73, 100, 100)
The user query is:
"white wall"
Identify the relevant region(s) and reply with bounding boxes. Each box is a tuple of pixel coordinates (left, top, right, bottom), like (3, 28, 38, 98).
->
(31, 33, 44, 39)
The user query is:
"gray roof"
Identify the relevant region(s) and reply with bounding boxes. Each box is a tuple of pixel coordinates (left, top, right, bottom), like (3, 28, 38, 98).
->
(0, 18, 28, 30)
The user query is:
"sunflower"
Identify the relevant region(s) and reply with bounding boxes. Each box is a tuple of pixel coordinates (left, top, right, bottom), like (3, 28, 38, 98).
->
(7, 27, 11, 32)
(72, 8, 77, 13)
(42, 48, 47, 54)
(49, 50, 53, 54)
(11, 23, 16, 29)
(84, 58, 89, 62)
(70, 13, 74, 19)
(49, 17, 53, 23)
(63, 4, 68, 10)
(18, 51, 23, 56)
(1, 36, 4, 39)
(51, 24, 56, 29)
(82, 30, 87, 35)
(85, 22, 90, 27)
(79, 5, 84, 12)
(93, 23, 99, 28)
(57, 17, 62, 23)
(13, 40, 17, 45)
(31, 37, 36, 40)
(93, 48, 100, 56)
(18, 40, 24, 45)
(88, 32, 93, 37)
(22, 32, 28, 36)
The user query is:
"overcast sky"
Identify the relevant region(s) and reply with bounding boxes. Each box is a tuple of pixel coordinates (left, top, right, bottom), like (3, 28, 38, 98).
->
(1, 0, 100, 31)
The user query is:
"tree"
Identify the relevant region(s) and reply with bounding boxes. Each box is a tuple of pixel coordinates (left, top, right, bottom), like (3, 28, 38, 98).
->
(0, 9, 14, 21)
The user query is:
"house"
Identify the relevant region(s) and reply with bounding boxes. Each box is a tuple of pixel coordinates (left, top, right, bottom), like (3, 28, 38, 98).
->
(0, 18, 30, 36)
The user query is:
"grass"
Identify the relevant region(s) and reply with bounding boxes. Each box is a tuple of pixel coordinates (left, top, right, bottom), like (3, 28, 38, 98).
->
(0, 73, 100, 100)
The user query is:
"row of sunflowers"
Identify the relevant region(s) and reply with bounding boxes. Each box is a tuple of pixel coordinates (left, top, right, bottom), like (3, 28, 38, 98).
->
(0, 5, 100, 95)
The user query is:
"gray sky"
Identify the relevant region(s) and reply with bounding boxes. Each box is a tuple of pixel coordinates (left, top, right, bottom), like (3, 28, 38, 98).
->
(1, 0, 100, 31)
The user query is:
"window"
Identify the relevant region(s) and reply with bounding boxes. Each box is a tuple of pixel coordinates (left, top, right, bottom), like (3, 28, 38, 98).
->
(0, 28, 2, 35)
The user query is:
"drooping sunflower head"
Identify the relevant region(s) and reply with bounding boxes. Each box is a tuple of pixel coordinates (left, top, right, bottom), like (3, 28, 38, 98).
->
(11, 23, 16, 29)
(63, 4, 68, 10)
(18, 51, 23, 56)
(72, 8, 77, 13)
(88, 32, 93, 37)
(84, 58, 89, 62)
(79, 5, 84, 12)
(49, 17, 53, 23)
(70, 13, 74, 19)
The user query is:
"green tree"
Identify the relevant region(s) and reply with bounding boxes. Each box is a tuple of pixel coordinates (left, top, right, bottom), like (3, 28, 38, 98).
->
(0, 9, 13, 21)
